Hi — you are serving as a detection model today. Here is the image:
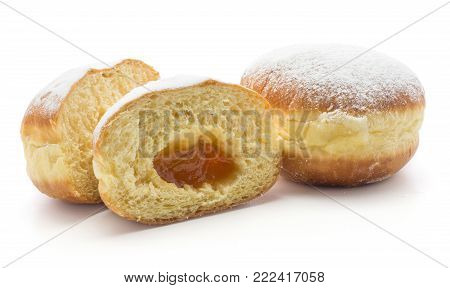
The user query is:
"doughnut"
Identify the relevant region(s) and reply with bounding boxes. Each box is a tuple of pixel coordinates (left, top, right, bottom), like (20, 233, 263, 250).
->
(241, 45, 425, 186)
(93, 76, 281, 224)
(21, 60, 159, 203)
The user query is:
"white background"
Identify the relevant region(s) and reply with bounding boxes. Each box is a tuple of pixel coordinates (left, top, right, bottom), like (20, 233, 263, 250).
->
(0, 0, 449, 286)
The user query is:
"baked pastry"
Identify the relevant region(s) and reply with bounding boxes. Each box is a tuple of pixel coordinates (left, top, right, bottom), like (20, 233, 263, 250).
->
(93, 76, 281, 224)
(21, 60, 159, 203)
(241, 45, 425, 186)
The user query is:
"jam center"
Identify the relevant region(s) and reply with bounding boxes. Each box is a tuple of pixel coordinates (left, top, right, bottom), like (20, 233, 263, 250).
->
(153, 139, 236, 188)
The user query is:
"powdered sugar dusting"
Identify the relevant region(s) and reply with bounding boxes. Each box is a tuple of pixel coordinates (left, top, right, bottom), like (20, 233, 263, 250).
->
(25, 61, 120, 118)
(93, 75, 210, 144)
(242, 44, 424, 113)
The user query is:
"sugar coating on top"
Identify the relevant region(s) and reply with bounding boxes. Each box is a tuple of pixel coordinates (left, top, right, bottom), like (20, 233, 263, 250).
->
(93, 75, 210, 144)
(25, 61, 119, 118)
(242, 44, 424, 113)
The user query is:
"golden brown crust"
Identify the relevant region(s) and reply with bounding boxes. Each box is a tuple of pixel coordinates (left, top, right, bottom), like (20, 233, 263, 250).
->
(282, 139, 418, 186)
(241, 74, 425, 115)
(240, 45, 425, 116)
(241, 45, 425, 187)
(241, 71, 424, 186)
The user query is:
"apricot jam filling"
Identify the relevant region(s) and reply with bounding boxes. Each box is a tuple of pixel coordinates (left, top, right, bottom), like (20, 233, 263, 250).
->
(153, 139, 237, 188)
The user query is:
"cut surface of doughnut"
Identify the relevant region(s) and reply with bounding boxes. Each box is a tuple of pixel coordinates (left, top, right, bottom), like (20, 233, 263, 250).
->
(93, 76, 281, 224)
(21, 60, 159, 203)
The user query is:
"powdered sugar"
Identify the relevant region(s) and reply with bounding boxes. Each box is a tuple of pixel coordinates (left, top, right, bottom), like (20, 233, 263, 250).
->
(25, 61, 119, 118)
(93, 75, 210, 144)
(242, 44, 424, 113)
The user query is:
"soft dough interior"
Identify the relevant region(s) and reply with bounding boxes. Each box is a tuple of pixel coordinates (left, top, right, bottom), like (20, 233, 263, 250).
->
(93, 83, 281, 223)
(23, 61, 159, 202)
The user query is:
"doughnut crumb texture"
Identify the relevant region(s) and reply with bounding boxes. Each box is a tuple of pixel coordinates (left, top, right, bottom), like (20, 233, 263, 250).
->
(93, 76, 281, 224)
(21, 60, 160, 203)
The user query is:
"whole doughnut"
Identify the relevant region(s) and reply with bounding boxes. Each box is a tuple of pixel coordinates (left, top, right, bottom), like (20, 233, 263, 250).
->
(241, 44, 425, 186)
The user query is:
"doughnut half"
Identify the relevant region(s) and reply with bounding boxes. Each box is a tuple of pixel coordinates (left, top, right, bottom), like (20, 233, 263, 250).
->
(21, 60, 159, 203)
(93, 76, 281, 224)
(241, 45, 425, 186)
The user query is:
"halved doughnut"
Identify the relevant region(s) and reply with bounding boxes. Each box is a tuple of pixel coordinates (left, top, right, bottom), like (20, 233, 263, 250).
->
(21, 60, 159, 203)
(241, 45, 425, 186)
(93, 76, 281, 224)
